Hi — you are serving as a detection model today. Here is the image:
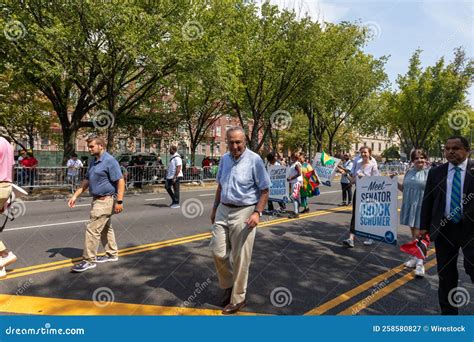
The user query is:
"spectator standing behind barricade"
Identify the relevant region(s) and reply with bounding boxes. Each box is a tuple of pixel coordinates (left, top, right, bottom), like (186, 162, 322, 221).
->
(209, 126, 270, 315)
(341, 146, 380, 248)
(286, 152, 303, 219)
(0, 136, 18, 279)
(337, 153, 354, 206)
(420, 136, 474, 315)
(66, 153, 83, 191)
(165, 146, 183, 209)
(20, 150, 38, 192)
(266, 152, 286, 214)
(68, 136, 125, 273)
(398, 149, 430, 277)
(134, 155, 146, 189)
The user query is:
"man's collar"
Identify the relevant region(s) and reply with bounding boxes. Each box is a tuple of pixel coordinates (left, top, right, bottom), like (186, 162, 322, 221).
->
(449, 158, 468, 171)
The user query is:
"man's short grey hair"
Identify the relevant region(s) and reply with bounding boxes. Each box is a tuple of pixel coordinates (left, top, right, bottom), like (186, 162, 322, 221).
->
(226, 126, 246, 139)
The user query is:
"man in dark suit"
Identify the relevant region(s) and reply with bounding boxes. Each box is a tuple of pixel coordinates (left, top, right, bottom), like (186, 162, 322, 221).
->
(420, 136, 474, 315)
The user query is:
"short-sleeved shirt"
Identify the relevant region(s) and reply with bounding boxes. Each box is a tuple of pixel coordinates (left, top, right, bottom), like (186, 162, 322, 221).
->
(67, 159, 83, 176)
(86, 152, 123, 197)
(166, 153, 183, 179)
(0, 137, 14, 182)
(217, 148, 271, 206)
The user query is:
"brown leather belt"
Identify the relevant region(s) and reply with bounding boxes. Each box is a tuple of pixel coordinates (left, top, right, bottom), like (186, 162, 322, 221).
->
(93, 195, 112, 200)
(221, 203, 256, 208)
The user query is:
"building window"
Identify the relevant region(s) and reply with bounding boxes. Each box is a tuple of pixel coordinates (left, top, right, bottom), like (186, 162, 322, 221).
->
(379, 143, 382, 151)
(215, 143, 220, 155)
(216, 126, 221, 137)
(355, 143, 359, 151)
(371, 142, 374, 151)
(135, 139, 142, 152)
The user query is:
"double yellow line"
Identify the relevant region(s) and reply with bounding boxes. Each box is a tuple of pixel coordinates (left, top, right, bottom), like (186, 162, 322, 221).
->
(2, 206, 351, 281)
(305, 249, 437, 315)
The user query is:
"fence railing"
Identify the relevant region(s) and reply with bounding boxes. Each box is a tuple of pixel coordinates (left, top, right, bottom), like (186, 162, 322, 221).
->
(13, 166, 219, 192)
(12, 164, 406, 193)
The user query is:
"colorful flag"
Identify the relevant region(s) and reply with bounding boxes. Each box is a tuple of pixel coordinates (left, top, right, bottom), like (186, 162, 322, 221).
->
(400, 235, 430, 260)
(320, 151, 335, 166)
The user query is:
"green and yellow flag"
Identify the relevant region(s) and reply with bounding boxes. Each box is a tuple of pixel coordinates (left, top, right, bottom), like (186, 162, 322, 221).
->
(320, 151, 335, 166)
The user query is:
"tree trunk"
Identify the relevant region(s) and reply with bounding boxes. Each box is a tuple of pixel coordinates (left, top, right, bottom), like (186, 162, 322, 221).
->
(107, 127, 116, 153)
(62, 128, 77, 165)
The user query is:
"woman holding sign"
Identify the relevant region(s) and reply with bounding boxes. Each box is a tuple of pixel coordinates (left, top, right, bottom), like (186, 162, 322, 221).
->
(398, 149, 430, 277)
(340, 146, 380, 248)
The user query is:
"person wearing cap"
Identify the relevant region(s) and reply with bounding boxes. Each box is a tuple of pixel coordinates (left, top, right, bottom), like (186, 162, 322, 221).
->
(209, 126, 270, 314)
(0, 136, 18, 278)
(68, 136, 125, 273)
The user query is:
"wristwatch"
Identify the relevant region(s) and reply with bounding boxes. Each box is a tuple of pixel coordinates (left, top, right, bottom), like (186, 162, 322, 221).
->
(253, 210, 262, 217)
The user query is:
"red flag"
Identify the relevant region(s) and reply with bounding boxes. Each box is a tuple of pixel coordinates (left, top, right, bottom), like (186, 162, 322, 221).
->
(400, 235, 430, 260)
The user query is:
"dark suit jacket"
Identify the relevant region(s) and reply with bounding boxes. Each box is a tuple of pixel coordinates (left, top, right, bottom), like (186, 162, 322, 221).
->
(420, 159, 474, 241)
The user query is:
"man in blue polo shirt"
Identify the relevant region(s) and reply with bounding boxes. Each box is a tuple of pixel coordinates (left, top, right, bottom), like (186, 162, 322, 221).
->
(68, 136, 125, 272)
(209, 126, 270, 314)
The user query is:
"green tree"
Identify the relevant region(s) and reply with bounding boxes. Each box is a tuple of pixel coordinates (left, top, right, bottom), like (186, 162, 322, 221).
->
(384, 48, 473, 153)
(0, 0, 186, 162)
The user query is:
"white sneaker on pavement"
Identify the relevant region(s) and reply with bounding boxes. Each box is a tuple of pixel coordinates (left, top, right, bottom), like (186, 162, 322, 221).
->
(415, 264, 425, 277)
(363, 239, 374, 246)
(404, 257, 417, 268)
(0, 267, 6, 279)
(0, 252, 17, 268)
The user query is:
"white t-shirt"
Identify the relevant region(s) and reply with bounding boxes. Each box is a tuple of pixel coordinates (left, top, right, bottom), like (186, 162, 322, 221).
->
(166, 153, 183, 179)
(67, 159, 83, 176)
(288, 161, 303, 185)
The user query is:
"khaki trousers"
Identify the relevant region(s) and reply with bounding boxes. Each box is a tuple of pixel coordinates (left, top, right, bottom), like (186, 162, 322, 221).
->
(83, 197, 118, 262)
(209, 204, 256, 304)
(0, 183, 12, 252)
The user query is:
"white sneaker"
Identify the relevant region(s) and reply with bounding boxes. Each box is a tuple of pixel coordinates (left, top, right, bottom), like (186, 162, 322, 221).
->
(415, 264, 425, 277)
(404, 257, 417, 268)
(363, 239, 374, 246)
(0, 267, 6, 279)
(170, 204, 180, 209)
(0, 252, 17, 268)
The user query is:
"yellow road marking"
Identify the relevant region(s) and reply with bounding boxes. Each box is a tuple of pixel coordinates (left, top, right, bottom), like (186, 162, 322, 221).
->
(2, 206, 350, 281)
(0, 294, 257, 316)
(337, 257, 438, 315)
(304, 249, 436, 315)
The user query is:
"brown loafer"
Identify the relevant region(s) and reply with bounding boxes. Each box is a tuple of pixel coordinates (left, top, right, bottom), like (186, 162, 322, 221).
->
(220, 287, 233, 307)
(222, 300, 246, 315)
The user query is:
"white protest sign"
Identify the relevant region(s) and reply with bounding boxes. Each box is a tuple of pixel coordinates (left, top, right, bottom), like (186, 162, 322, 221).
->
(268, 165, 290, 203)
(355, 176, 399, 245)
(312, 152, 341, 186)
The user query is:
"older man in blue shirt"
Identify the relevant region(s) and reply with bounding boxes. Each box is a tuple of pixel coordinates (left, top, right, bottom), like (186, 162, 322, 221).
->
(209, 126, 270, 314)
(68, 136, 125, 273)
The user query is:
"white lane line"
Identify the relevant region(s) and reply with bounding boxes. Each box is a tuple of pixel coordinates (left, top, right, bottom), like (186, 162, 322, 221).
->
(198, 194, 214, 197)
(145, 197, 166, 201)
(4, 220, 89, 232)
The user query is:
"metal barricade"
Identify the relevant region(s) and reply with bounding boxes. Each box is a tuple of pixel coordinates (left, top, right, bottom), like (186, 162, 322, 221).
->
(12, 165, 219, 192)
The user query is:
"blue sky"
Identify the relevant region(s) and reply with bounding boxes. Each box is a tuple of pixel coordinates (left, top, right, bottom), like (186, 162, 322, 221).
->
(267, 0, 473, 104)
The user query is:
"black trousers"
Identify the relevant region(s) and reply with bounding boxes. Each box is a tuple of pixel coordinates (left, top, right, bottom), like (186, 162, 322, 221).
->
(349, 190, 357, 234)
(341, 183, 352, 203)
(435, 220, 474, 315)
(165, 178, 181, 204)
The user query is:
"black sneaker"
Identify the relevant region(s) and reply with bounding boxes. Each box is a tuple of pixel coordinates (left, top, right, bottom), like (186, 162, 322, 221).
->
(288, 213, 299, 219)
(71, 260, 96, 273)
(96, 255, 119, 263)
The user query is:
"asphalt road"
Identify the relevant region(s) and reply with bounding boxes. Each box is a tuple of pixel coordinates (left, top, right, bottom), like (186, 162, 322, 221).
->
(0, 186, 472, 316)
